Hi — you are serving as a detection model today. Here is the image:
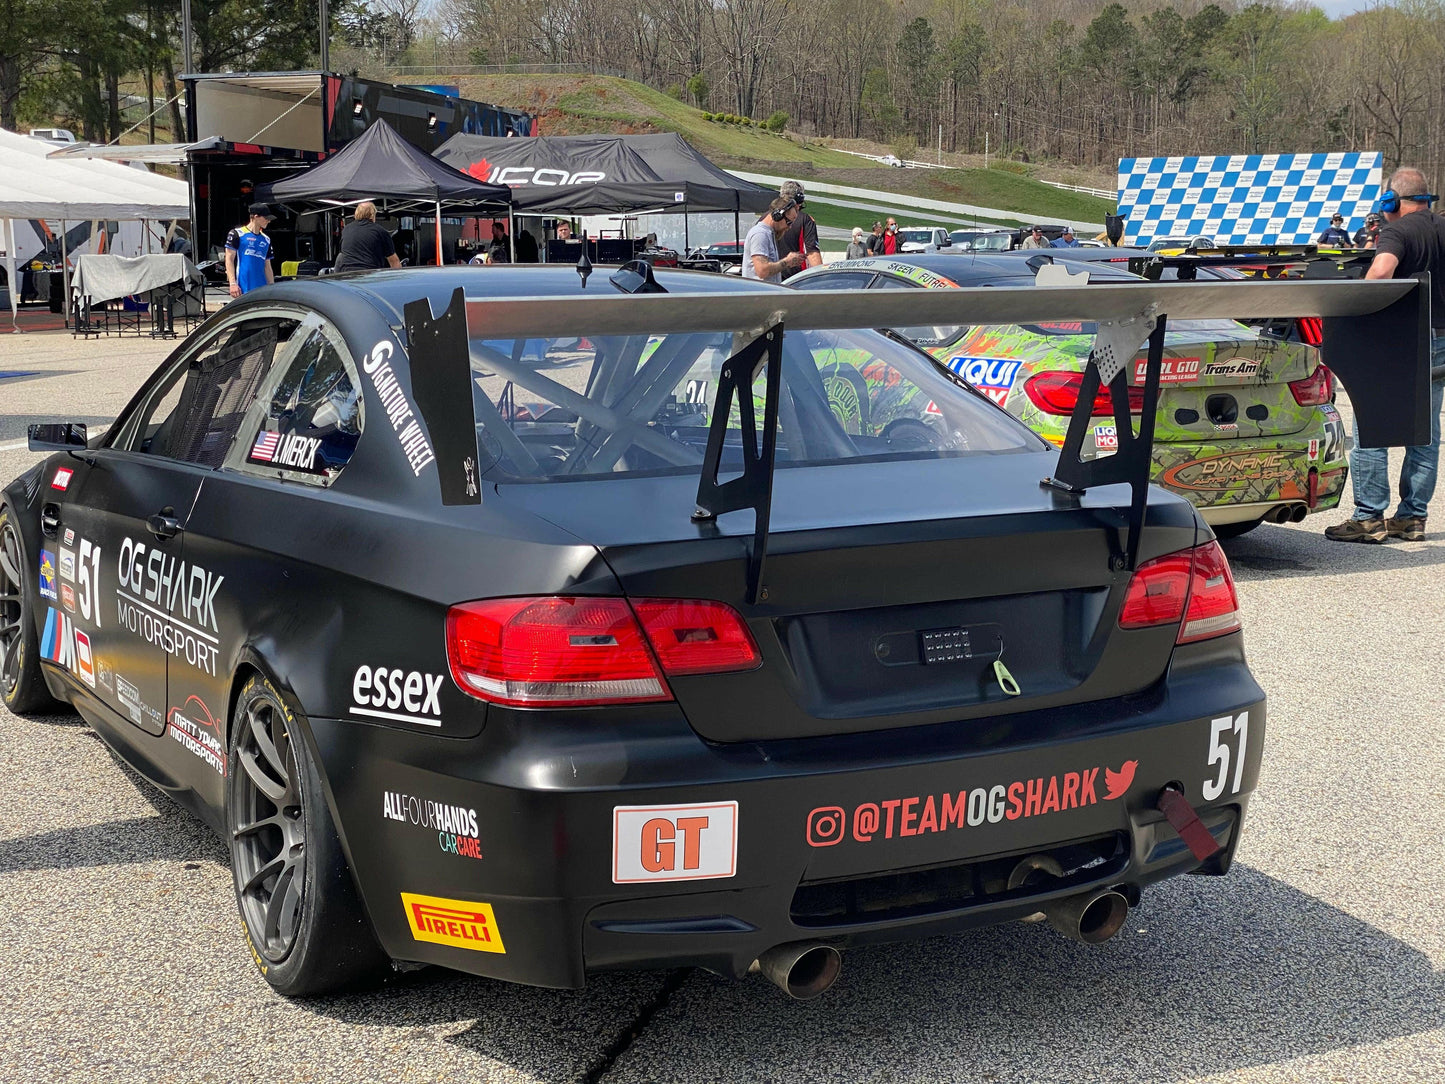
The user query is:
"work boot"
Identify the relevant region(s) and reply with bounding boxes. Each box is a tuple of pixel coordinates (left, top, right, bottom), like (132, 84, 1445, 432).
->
(1385, 515, 1427, 541)
(1324, 517, 1387, 543)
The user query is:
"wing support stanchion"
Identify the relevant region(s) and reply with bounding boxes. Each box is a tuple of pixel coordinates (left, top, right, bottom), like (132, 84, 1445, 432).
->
(692, 323, 783, 605)
(1042, 310, 1166, 571)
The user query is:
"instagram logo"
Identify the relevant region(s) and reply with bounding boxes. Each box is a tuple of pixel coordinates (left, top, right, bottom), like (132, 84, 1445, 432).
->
(806, 806, 846, 847)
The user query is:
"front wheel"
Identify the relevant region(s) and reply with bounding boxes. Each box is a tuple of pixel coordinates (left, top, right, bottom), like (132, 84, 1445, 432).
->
(227, 675, 388, 996)
(0, 506, 62, 715)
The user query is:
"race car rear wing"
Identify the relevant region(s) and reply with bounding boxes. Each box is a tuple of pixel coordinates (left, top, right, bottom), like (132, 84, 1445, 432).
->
(407, 276, 1428, 595)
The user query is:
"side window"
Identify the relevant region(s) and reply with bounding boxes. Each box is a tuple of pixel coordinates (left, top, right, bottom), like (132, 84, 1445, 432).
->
(235, 323, 363, 484)
(790, 271, 876, 291)
(124, 318, 294, 466)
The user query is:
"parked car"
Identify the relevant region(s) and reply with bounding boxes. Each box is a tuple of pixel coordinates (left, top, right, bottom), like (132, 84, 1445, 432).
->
(4, 263, 1265, 1000)
(1147, 236, 1216, 252)
(948, 229, 1014, 252)
(896, 226, 953, 253)
(790, 253, 1347, 536)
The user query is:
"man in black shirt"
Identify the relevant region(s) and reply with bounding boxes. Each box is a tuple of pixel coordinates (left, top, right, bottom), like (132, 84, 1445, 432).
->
(1353, 213, 1381, 248)
(332, 202, 400, 273)
(777, 180, 822, 281)
(486, 221, 511, 264)
(1326, 167, 1445, 543)
(866, 221, 884, 255)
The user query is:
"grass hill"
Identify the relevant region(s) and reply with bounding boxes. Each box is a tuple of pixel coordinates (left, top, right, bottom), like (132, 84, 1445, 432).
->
(454, 74, 1115, 225)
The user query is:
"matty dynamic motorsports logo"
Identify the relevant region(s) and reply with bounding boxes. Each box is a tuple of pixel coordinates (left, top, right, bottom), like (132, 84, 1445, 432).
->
(806, 759, 1140, 847)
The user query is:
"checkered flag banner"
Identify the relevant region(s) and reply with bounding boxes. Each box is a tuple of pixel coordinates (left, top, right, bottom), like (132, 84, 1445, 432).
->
(1117, 152, 1383, 247)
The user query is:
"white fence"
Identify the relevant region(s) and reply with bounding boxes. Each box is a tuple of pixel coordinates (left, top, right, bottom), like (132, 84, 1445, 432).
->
(1040, 179, 1116, 200)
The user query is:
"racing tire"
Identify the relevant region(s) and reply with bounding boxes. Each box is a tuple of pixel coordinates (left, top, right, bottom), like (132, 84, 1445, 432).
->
(1212, 517, 1265, 540)
(227, 675, 388, 996)
(0, 505, 63, 715)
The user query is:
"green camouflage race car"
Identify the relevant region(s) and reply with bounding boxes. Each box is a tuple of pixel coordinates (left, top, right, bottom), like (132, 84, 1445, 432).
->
(791, 254, 1346, 536)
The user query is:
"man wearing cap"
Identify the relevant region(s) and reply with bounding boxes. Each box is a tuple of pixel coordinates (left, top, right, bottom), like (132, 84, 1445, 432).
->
(1317, 212, 1352, 246)
(1326, 166, 1445, 543)
(1021, 225, 1050, 249)
(1353, 213, 1382, 248)
(777, 180, 822, 281)
(1050, 226, 1081, 248)
(225, 203, 276, 297)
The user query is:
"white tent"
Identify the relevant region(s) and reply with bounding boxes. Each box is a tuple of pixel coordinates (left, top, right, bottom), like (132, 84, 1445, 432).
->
(0, 128, 190, 327)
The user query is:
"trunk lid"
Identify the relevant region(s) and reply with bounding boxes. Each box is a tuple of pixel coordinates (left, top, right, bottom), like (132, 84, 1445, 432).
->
(496, 451, 1200, 742)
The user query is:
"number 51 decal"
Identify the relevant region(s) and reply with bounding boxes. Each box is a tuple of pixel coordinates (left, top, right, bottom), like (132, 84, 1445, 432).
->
(1202, 711, 1249, 801)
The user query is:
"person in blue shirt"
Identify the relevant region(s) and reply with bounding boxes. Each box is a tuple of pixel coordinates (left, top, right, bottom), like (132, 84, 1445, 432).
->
(1317, 212, 1352, 246)
(1050, 226, 1081, 248)
(225, 203, 277, 297)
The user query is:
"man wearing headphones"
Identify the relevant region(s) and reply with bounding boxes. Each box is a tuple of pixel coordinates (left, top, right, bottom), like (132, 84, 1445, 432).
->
(743, 197, 804, 283)
(1326, 167, 1445, 543)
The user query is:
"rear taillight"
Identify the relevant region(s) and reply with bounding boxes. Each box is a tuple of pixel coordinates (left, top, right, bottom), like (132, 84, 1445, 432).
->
(1296, 317, 1324, 347)
(1024, 370, 1146, 417)
(630, 599, 762, 675)
(1288, 364, 1333, 406)
(1118, 540, 1241, 644)
(446, 596, 760, 707)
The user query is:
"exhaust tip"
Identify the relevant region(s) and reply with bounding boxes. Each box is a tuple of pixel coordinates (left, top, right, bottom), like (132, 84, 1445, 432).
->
(1046, 889, 1129, 945)
(1290, 504, 1308, 523)
(754, 942, 843, 1000)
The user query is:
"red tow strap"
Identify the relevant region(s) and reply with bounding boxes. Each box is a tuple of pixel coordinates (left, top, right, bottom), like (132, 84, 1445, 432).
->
(1155, 786, 1222, 862)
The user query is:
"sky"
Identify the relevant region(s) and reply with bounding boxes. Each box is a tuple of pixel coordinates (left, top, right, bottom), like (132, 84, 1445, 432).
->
(1309, 0, 1386, 16)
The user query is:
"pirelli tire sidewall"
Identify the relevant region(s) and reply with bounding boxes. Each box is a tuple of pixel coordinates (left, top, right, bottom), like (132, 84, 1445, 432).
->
(226, 675, 387, 996)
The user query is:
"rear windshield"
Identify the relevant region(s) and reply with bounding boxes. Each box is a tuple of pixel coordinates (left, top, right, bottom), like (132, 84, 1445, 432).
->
(469, 328, 1040, 482)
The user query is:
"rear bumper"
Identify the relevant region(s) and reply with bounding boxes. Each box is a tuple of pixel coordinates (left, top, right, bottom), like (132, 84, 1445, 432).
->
(309, 646, 1265, 989)
(1152, 435, 1345, 517)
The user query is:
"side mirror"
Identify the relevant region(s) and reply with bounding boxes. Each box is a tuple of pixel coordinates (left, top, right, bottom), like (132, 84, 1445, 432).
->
(28, 423, 88, 452)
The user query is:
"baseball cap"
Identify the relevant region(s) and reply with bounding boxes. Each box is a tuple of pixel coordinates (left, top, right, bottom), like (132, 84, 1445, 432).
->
(1331, 212, 1343, 222)
(1366, 212, 1380, 222)
(248, 202, 276, 219)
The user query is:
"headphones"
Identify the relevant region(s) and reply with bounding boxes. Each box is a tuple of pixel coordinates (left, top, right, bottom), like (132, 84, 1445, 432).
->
(1376, 189, 1439, 214)
(770, 203, 796, 222)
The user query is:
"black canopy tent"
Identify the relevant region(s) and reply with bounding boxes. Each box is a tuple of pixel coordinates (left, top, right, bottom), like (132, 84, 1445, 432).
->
(256, 118, 513, 265)
(432, 132, 774, 249)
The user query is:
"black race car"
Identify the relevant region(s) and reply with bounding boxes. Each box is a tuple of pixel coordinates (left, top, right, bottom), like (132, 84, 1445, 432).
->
(0, 264, 1426, 1000)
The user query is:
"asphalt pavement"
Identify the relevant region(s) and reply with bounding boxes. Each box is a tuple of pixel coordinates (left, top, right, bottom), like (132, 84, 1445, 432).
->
(2, 329, 1443, 1084)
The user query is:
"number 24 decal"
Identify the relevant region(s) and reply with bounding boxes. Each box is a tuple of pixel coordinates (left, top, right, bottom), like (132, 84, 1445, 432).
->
(1202, 711, 1248, 801)
(1321, 413, 1345, 464)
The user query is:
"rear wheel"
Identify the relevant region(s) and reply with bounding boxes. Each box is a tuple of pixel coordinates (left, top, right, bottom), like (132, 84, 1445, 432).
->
(227, 675, 387, 996)
(0, 506, 62, 714)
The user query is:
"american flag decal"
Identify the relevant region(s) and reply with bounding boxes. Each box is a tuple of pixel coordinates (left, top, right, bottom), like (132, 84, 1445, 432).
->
(250, 430, 281, 462)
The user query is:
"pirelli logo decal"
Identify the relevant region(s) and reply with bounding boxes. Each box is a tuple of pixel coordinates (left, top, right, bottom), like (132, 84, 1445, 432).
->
(400, 893, 506, 954)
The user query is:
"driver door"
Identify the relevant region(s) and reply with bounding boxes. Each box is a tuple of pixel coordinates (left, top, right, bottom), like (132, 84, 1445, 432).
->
(51, 317, 288, 740)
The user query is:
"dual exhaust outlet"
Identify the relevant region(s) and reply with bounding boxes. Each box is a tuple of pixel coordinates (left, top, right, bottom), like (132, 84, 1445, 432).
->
(1265, 502, 1309, 524)
(752, 881, 1130, 999)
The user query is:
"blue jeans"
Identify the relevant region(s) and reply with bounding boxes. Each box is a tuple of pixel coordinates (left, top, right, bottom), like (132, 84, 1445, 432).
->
(1348, 332, 1445, 520)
